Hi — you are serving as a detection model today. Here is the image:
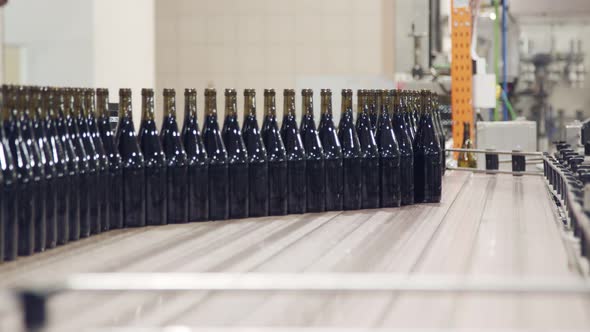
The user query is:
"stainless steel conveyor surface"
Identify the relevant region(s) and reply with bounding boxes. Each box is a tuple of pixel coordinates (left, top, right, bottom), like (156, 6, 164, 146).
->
(0, 171, 589, 331)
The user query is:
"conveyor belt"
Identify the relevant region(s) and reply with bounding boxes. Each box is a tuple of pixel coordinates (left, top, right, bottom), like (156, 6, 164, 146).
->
(0, 171, 589, 330)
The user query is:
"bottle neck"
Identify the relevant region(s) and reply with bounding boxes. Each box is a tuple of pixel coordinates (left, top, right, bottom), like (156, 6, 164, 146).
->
(96, 93, 108, 118)
(184, 93, 197, 119)
(224, 93, 237, 117)
(73, 91, 85, 118)
(368, 92, 377, 114)
(119, 94, 133, 119)
(205, 94, 217, 117)
(341, 93, 352, 115)
(86, 92, 96, 118)
(302, 93, 313, 116)
(357, 92, 366, 116)
(244, 94, 256, 117)
(393, 91, 401, 115)
(41, 90, 53, 120)
(284, 94, 296, 116)
(64, 91, 74, 118)
(141, 93, 155, 121)
(463, 124, 470, 141)
(17, 89, 30, 118)
(264, 94, 276, 117)
(163, 94, 176, 118)
(31, 91, 43, 120)
(321, 93, 332, 115)
(376, 92, 385, 115)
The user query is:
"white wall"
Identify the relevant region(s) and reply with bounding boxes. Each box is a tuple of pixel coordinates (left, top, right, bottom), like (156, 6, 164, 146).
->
(4, 0, 94, 86)
(93, 0, 155, 126)
(155, 0, 395, 125)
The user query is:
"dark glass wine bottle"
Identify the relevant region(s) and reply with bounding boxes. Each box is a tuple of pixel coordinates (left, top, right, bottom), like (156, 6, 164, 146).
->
(401, 90, 416, 142)
(42, 87, 69, 245)
(242, 89, 269, 217)
(432, 93, 446, 175)
(160, 88, 189, 224)
(391, 89, 414, 206)
(85, 89, 110, 231)
(318, 89, 343, 211)
(261, 89, 287, 216)
(280, 89, 306, 214)
(96, 88, 124, 229)
(6, 86, 35, 256)
(338, 89, 362, 210)
(355, 89, 380, 209)
(116, 88, 146, 227)
(413, 90, 442, 203)
(410, 91, 420, 133)
(222, 89, 249, 219)
(375, 90, 401, 208)
(138, 88, 166, 226)
(31, 87, 57, 249)
(181, 88, 208, 222)
(56, 88, 81, 240)
(368, 89, 378, 134)
(300, 89, 325, 213)
(75, 89, 101, 235)
(202, 88, 229, 221)
(0, 85, 19, 260)
(19, 87, 46, 252)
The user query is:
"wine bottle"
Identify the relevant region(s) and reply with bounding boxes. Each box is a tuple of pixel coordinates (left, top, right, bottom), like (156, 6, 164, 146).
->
(280, 89, 306, 214)
(75, 89, 102, 235)
(391, 89, 414, 205)
(56, 88, 81, 240)
(160, 88, 189, 224)
(318, 89, 343, 211)
(202, 88, 229, 221)
(261, 89, 287, 216)
(6, 86, 35, 256)
(356, 89, 380, 209)
(432, 94, 446, 174)
(375, 89, 401, 207)
(368, 89, 378, 134)
(116, 88, 147, 227)
(96, 88, 124, 230)
(138, 88, 167, 226)
(85, 89, 110, 231)
(0, 85, 19, 260)
(181, 88, 208, 222)
(410, 91, 420, 133)
(222, 89, 249, 219)
(300, 89, 325, 213)
(242, 89, 269, 217)
(413, 90, 442, 203)
(401, 90, 416, 142)
(31, 87, 57, 248)
(338, 89, 362, 211)
(19, 87, 46, 252)
(42, 87, 69, 245)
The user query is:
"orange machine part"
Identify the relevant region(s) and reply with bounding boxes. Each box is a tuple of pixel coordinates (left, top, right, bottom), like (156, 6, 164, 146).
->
(451, 0, 473, 157)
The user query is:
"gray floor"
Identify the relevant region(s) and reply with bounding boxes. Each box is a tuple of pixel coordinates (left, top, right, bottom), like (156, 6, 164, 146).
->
(0, 171, 589, 331)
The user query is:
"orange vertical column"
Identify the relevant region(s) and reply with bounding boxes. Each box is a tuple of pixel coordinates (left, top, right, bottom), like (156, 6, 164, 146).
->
(451, 0, 473, 157)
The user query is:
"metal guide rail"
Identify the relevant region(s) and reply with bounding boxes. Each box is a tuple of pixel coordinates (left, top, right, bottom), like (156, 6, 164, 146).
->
(446, 148, 543, 176)
(543, 153, 590, 269)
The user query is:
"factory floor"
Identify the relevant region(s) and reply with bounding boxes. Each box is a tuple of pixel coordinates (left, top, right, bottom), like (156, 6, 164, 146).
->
(0, 171, 589, 331)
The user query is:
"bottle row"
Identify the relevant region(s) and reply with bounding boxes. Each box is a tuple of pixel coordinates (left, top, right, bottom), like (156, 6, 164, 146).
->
(0, 85, 445, 263)
(546, 142, 589, 258)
